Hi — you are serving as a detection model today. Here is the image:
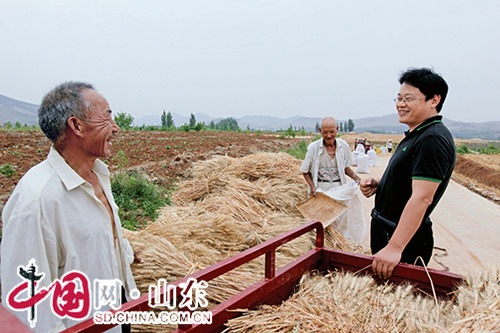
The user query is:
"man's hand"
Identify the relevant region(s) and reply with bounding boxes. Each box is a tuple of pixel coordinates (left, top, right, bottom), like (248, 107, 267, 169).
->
(133, 249, 143, 264)
(372, 245, 402, 279)
(360, 177, 378, 198)
(309, 185, 317, 197)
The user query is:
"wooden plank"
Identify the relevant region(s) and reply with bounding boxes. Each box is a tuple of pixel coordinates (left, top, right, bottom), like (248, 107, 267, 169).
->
(323, 248, 463, 297)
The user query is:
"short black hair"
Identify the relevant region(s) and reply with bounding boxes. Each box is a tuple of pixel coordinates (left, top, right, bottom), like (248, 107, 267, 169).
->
(399, 68, 448, 112)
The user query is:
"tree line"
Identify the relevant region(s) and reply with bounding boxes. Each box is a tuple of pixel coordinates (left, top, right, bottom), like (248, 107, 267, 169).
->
(113, 111, 355, 133)
(314, 119, 355, 133)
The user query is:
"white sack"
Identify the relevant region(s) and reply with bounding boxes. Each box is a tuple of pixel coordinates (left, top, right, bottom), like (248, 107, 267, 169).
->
(367, 149, 377, 167)
(356, 154, 370, 174)
(317, 180, 367, 243)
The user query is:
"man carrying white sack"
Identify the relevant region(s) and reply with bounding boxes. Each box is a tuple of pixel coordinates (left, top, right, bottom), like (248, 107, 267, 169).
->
(300, 117, 366, 242)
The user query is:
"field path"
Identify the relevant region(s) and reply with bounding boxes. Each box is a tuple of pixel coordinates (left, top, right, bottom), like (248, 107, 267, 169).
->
(358, 154, 500, 274)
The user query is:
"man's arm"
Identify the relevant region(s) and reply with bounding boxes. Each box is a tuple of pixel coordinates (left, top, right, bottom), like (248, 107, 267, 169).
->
(344, 167, 361, 183)
(371, 179, 440, 279)
(302, 172, 317, 197)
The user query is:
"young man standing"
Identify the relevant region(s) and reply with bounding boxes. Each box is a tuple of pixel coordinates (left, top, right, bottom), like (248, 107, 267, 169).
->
(360, 68, 455, 279)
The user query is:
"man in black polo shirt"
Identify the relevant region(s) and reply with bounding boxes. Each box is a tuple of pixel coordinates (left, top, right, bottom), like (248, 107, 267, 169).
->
(360, 68, 455, 279)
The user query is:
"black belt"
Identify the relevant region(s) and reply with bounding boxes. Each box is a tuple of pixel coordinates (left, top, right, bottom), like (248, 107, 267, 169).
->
(318, 179, 341, 183)
(371, 209, 397, 228)
(371, 208, 432, 229)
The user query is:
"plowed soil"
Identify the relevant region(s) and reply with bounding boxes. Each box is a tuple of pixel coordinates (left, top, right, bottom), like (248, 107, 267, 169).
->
(1, 130, 499, 211)
(0, 130, 303, 211)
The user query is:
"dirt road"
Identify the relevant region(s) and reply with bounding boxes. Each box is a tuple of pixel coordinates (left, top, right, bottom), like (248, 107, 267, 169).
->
(357, 154, 500, 274)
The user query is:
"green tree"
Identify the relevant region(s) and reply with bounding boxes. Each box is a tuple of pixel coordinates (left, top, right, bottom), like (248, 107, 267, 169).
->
(339, 123, 344, 132)
(161, 110, 167, 128)
(193, 122, 205, 132)
(189, 113, 196, 128)
(114, 112, 134, 129)
(315, 122, 320, 132)
(347, 119, 355, 132)
(214, 118, 240, 131)
(166, 111, 174, 129)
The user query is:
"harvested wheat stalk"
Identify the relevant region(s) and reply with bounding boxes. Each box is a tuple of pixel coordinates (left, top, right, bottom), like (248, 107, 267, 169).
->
(226, 266, 500, 333)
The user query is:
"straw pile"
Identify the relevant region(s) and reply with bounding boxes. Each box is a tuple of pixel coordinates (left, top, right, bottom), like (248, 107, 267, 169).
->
(125, 152, 499, 332)
(226, 266, 500, 332)
(127, 152, 361, 332)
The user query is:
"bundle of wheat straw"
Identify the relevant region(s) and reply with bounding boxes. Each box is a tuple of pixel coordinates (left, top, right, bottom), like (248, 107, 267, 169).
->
(190, 155, 237, 179)
(324, 225, 360, 253)
(446, 265, 500, 332)
(226, 266, 500, 333)
(128, 234, 199, 290)
(225, 270, 456, 333)
(127, 152, 367, 332)
(236, 152, 303, 181)
(171, 177, 230, 205)
(253, 178, 307, 213)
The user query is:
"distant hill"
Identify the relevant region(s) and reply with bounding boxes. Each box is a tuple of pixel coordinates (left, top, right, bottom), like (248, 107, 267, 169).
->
(354, 113, 500, 140)
(1, 93, 499, 140)
(0, 94, 38, 125)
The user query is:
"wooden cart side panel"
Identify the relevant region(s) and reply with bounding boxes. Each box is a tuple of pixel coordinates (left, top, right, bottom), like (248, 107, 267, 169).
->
(323, 249, 463, 296)
(174, 249, 323, 333)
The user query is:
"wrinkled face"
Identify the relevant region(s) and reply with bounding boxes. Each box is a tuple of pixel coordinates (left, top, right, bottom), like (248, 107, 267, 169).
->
(319, 121, 338, 146)
(396, 83, 439, 131)
(81, 89, 119, 158)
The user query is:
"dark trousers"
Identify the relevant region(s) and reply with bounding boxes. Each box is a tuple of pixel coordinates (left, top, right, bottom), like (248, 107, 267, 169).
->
(121, 287, 131, 333)
(370, 210, 434, 266)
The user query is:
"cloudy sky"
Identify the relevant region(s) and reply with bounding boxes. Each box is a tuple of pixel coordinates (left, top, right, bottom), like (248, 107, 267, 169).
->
(1, 1, 499, 123)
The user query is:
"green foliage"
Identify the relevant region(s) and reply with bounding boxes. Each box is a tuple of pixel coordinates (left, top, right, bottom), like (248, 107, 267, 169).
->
(189, 113, 196, 128)
(0, 163, 17, 177)
(178, 124, 191, 132)
(0, 123, 39, 132)
(476, 145, 500, 154)
(280, 125, 296, 138)
(193, 122, 205, 132)
(456, 144, 471, 155)
(112, 150, 129, 169)
(114, 112, 134, 129)
(347, 119, 355, 132)
(286, 139, 308, 159)
(208, 118, 240, 131)
(111, 171, 172, 230)
(161, 110, 167, 128)
(457, 143, 500, 155)
(166, 111, 174, 129)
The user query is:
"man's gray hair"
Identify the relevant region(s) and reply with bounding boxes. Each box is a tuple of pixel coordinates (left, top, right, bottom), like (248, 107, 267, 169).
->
(38, 81, 95, 143)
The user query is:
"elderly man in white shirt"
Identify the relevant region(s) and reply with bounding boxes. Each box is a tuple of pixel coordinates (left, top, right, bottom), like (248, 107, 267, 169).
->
(1, 82, 139, 332)
(301, 117, 361, 196)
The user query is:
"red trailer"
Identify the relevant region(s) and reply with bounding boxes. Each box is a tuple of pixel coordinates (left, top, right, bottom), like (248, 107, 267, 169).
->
(2, 221, 463, 332)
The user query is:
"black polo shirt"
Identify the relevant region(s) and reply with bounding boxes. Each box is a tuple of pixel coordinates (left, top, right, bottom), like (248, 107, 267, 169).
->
(374, 115, 456, 225)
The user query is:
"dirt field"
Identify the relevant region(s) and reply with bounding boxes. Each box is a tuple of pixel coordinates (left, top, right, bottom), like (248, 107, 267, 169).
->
(1, 130, 499, 210)
(0, 130, 302, 206)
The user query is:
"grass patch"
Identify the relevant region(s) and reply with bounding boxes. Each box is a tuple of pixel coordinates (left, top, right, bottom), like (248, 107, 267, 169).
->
(457, 144, 500, 155)
(286, 139, 308, 160)
(0, 164, 17, 177)
(111, 171, 172, 230)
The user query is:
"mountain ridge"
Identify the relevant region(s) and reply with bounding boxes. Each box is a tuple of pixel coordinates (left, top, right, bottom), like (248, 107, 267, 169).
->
(1, 93, 499, 140)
